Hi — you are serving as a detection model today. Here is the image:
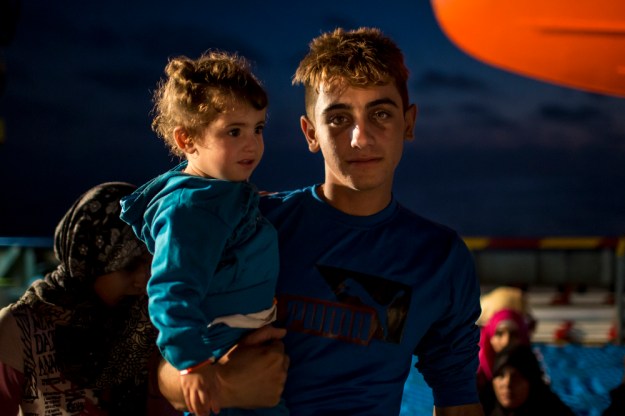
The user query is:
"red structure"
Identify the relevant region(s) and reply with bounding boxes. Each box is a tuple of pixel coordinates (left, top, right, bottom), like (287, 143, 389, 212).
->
(431, 0, 625, 98)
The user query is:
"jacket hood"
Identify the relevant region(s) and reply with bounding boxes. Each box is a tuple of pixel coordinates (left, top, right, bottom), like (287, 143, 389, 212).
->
(119, 162, 192, 251)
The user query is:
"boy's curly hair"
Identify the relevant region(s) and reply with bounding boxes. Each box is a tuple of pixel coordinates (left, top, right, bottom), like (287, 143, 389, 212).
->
(293, 27, 410, 119)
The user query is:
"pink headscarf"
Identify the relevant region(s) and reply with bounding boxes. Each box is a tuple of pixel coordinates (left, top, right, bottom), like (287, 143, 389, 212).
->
(477, 308, 530, 385)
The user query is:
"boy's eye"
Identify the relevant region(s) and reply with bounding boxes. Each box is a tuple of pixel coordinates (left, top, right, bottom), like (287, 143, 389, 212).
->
(327, 114, 348, 126)
(255, 125, 265, 134)
(228, 128, 241, 137)
(373, 110, 390, 120)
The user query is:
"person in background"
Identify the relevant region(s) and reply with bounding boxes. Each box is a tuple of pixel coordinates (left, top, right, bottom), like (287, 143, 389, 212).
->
(0, 182, 179, 416)
(157, 26, 484, 416)
(120, 50, 287, 416)
(478, 286, 535, 333)
(477, 308, 531, 391)
(480, 344, 575, 416)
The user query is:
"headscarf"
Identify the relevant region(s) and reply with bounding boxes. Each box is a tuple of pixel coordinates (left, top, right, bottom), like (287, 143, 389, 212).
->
(484, 344, 575, 416)
(478, 286, 531, 326)
(491, 344, 544, 386)
(478, 308, 530, 383)
(11, 182, 157, 412)
(35, 182, 148, 300)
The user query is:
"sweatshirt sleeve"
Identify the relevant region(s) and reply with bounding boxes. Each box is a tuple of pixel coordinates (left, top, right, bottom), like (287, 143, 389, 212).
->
(147, 191, 243, 370)
(415, 235, 482, 407)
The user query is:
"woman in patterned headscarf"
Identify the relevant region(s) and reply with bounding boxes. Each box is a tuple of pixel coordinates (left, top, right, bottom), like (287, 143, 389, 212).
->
(0, 182, 175, 415)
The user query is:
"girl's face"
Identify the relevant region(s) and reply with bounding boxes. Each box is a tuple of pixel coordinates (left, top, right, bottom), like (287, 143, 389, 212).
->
(185, 101, 266, 182)
(490, 320, 521, 353)
(93, 256, 151, 306)
(493, 366, 530, 409)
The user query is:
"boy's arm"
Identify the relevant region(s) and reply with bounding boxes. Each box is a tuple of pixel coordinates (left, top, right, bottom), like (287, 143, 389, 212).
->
(158, 326, 288, 411)
(417, 237, 482, 408)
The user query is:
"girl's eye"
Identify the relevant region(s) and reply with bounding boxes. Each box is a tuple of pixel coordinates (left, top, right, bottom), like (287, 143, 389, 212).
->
(228, 128, 241, 137)
(255, 125, 265, 134)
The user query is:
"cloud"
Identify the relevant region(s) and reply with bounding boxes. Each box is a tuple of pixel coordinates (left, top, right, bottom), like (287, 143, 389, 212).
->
(538, 104, 608, 124)
(532, 102, 624, 149)
(455, 102, 514, 129)
(414, 70, 489, 93)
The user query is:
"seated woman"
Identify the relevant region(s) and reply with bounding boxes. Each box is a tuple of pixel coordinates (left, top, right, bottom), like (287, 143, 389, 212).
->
(477, 308, 531, 391)
(480, 344, 575, 416)
(0, 182, 179, 415)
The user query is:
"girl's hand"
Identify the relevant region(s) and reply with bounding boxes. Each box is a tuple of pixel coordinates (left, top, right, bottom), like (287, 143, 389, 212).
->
(180, 367, 220, 416)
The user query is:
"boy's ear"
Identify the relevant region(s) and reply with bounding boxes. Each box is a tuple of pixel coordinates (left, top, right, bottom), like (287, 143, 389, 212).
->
(173, 127, 196, 154)
(403, 104, 418, 141)
(300, 115, 320, 153)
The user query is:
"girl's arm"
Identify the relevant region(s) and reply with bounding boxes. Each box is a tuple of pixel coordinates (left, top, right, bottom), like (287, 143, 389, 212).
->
(149, 203, 232, 370)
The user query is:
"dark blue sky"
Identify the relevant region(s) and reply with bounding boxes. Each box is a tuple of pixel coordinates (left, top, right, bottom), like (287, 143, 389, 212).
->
(1, 0, 624, 237)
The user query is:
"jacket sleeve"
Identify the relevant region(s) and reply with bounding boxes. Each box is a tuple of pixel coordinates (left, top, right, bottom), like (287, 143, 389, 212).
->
(147, 196, 241, 370)
(415, 235, 482, 407)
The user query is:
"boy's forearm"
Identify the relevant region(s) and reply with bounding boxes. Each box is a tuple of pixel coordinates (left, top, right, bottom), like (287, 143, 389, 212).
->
(157, 326, 288, 411)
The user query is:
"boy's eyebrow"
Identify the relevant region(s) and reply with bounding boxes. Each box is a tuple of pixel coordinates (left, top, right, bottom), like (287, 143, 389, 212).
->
(322, 103, 352, 115)
(366, 98, 400, 109)
(322, 98, 399, 115)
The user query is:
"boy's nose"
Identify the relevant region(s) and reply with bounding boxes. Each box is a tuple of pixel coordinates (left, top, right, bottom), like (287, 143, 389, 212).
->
(350, 123, 374, 148)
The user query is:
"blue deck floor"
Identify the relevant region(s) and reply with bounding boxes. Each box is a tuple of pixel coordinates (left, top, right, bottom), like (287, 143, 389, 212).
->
(400, 343, 625, 416)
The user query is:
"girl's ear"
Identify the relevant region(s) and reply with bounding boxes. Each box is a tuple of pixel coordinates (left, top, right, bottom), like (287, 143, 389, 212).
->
(173, 127, 196, 154)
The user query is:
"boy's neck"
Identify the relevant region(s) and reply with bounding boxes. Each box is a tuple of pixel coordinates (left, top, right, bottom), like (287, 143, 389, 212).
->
(316, 183, 392, 216)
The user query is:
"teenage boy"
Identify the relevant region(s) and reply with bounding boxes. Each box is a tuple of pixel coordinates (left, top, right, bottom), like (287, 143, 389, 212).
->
(158, 27, 483, 416)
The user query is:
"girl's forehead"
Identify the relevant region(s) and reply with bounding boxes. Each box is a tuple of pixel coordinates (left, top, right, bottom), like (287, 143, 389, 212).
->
(207, 104, 267, 126)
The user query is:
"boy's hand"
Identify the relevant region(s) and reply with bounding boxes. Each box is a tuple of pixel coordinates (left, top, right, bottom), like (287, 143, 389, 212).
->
(215, 326, 289, 409)
(158, 326, 288, 411)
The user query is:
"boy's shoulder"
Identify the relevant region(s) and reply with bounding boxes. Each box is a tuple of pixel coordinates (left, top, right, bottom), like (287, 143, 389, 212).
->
(258, 186, 311, 205)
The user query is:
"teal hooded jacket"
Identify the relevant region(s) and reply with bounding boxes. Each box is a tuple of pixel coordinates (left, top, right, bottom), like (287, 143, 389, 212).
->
(120, 162, 279, 370)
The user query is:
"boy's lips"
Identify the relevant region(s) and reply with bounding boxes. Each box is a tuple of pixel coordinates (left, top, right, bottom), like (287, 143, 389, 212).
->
(347, 156, 382, 165)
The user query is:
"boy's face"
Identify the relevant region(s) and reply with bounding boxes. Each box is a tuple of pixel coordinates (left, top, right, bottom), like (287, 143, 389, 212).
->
(302, 82, 416, 197)
(186, 101, 266, 182)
